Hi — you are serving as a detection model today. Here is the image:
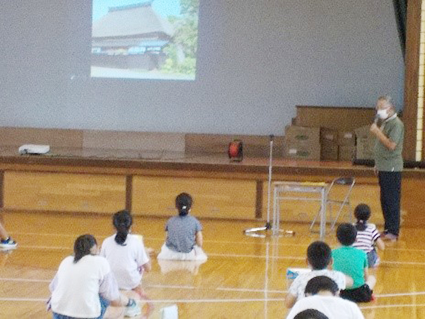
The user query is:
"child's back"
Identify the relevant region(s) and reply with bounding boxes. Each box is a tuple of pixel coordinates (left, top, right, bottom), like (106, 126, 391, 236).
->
(353, 223, 380, 253)
(285, 241, 350, 309)
(288, 268, 347, 301)
(100, 210, 151, 290)
(332, 245, 367, 289)
(333, 223, 376, 303)
(352, 204, 385, 268)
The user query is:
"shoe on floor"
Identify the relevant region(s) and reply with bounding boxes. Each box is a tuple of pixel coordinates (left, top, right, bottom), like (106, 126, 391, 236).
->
(382, 233, 398, 241)
(0, 237, 17, 250)
(125, 299, 141, 317)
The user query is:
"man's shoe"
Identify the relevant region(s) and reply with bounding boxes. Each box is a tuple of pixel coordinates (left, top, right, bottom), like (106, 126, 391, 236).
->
(382, 233, 398, 241)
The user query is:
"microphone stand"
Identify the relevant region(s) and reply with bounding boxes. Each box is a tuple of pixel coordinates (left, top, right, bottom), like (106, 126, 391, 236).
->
(243, 135, 295, 238)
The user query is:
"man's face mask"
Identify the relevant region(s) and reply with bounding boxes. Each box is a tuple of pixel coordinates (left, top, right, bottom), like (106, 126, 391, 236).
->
(377, 108, 390, 120)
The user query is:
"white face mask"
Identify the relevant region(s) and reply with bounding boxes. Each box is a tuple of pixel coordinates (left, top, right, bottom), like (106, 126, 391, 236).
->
(377, 109, 389, 120)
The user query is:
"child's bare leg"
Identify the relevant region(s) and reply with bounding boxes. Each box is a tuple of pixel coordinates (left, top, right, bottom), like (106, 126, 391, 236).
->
(133, 285, 155, 316)
(0, 223, 9, 240)
(104, 306, 125, 319)
(366, 275, 376, 290)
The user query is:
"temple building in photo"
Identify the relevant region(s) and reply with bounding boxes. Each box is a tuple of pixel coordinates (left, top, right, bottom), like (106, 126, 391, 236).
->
(91, 1, 174, 71)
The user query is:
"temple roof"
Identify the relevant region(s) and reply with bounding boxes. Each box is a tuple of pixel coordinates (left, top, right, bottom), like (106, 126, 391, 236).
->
(92, 2, 174, 39)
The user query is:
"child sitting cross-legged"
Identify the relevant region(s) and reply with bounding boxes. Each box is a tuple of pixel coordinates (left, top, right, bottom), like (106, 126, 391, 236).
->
(286, 276, 365, 319)
(285, 241, 353, 308)
(332, 223, 376, 303)
(352, 204, 385, 268)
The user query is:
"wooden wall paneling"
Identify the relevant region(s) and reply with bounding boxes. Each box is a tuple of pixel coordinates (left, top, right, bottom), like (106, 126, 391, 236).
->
(0, 171, 3, 209)
(131, 176, 257, 219)
(0, 154, 422, 227)
(126, 175, 132, 211)
(0, 127, 83, 148)
(82, 130, 186, 152)
(3, 171, 126, 213)
(185, 133, 285, 158)
(403, 0, 422, 160)
(422, 52, 425, 161)
(255, 180, 263, 218)
(421, 1, 425, 161)
(295, 106, 375, 131)
(423, 109, 425, 161)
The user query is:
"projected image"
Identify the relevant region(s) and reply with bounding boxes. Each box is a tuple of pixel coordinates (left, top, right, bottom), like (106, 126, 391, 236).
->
(91, 0, 199, 80)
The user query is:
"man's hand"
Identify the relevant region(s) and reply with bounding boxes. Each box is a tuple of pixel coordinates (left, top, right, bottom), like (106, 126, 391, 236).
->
(370, 123, 380, 135)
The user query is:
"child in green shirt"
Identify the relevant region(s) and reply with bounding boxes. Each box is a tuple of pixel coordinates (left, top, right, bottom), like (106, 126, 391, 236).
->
(332, 223, 376, 302)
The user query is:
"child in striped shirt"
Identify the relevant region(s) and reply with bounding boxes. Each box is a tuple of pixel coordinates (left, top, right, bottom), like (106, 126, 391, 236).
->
(352, 204, 385, 268)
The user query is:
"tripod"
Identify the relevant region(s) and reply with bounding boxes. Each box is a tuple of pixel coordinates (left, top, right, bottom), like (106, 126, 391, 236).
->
(243, 135, 294, 237)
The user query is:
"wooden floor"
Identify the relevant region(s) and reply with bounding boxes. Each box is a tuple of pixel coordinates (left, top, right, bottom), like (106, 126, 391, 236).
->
(1, 212, 425, 319)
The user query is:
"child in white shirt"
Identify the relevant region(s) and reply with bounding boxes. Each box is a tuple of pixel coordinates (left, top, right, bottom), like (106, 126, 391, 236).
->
(101, 210, 151, 316)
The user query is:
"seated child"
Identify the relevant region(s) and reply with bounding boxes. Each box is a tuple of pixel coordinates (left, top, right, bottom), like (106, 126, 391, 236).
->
(286, 276, 365, 319)
(332, 223, 376, 303)
(101, 210, 152, 317)
(292, 309, 329, 319)
(157, 193, 207, 261)
(285, 241, 353, 308)
(49, 234, 139, 318)
(352, 204, 385, 268)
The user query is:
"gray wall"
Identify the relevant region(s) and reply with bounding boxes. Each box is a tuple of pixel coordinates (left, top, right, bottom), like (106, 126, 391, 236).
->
(0, 0, 404, 135)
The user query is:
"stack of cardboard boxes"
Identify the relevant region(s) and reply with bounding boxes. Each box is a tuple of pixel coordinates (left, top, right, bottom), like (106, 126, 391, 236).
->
(337, 130, 356, 161)
(284, 125, 372, 161)
(354, 125, 376, 160)
(283, 126, 321, 160)
(320, 128, 338, 160)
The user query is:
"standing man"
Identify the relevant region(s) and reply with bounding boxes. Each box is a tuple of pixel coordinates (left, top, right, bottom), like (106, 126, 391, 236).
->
(370, 95, 404, 241)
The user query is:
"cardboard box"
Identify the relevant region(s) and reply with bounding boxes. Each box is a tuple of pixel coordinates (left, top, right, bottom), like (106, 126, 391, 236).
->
(283, 126, 321, 160)
(354, 125, 372, 139)
(356, 138, 375, 160)
(284, 126, 320, 144)
(338, 145, 356, 161)
(338, 130, 355, 146)
(355, 125, 376, 160)
(319, 128, 338, 161)
(321, 140, 338, 161)
(320, 127, 338, 143)
(284, 140, 321, 160)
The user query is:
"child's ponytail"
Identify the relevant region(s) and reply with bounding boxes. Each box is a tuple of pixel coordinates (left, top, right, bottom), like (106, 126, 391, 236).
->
(354, 204, 371, 232)
(176, 193, 192, 217)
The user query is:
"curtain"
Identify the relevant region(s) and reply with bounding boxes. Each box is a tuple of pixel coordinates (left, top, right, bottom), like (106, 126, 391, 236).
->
(393, 0, 408, 58)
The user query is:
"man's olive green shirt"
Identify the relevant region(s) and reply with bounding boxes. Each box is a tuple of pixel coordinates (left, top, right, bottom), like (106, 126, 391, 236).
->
(374, 115, 404, 172)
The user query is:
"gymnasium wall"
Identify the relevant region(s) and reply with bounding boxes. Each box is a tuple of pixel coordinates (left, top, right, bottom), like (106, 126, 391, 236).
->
(0, 0, 404, 136)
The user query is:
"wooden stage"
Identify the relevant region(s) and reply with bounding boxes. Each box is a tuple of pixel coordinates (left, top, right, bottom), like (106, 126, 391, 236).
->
(0, 145, 424, 226)
(1, 147, 425, 318)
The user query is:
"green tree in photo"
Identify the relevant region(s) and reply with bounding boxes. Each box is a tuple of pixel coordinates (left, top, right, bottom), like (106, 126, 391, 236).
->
(161, 0, 199, 76)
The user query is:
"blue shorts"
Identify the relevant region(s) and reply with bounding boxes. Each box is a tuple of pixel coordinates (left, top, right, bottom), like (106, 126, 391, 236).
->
(52, 295, 109, 319)
(367, 249, 379, 268)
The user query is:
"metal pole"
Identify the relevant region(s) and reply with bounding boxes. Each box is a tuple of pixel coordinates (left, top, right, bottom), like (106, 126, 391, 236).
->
(265, 135, 274, 228)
